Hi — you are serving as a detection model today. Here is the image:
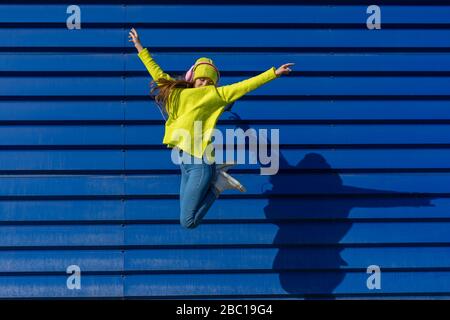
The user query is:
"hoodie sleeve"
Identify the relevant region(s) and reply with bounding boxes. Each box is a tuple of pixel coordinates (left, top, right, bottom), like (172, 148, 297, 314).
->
(215, 67, 279, 104)
(137, 48, 174, 83)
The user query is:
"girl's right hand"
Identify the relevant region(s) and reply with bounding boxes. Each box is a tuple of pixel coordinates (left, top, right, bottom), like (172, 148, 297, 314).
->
(129, 28, 143, 51)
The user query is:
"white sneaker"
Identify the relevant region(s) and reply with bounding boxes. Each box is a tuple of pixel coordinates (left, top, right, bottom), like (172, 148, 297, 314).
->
(213, 170, 246, 194)
(215, 162, 235, 173)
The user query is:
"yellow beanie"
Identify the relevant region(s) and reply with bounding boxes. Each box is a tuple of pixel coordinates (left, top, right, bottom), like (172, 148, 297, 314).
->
(192, 57, 220, 85)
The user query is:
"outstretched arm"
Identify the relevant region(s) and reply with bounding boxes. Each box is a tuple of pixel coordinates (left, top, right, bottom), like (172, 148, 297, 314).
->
(129, 28, 174, 83)
(216, 63, 295, 104)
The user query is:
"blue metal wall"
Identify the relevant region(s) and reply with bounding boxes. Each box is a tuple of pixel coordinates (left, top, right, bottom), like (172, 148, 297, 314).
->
(0, 1, 450, 299)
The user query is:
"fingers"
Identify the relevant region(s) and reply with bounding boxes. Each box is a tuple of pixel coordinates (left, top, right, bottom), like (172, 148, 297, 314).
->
(283, 63, 295, 73)
(128, 29, 138, 43)
(128, 28, 138, 41)
(277, 63, 295, 71)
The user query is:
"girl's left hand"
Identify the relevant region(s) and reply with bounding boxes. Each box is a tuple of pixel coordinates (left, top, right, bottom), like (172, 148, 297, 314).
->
(275, 63, 295, 77)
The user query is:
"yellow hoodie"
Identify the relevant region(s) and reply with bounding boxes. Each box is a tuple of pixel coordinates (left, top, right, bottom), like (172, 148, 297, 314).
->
(137, 48, 279, 163)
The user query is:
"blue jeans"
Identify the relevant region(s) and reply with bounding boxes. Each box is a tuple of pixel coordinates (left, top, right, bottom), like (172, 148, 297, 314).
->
(179, 149, 218, 229)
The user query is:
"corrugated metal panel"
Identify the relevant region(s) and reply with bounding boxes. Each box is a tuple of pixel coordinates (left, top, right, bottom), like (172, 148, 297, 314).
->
(0, 2, 449, 299)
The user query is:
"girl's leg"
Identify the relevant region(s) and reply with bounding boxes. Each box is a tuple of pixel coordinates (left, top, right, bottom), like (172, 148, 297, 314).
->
(179, 163, 188, 206)
(179, 161, 218, 229)
(179, 148, 190, 206)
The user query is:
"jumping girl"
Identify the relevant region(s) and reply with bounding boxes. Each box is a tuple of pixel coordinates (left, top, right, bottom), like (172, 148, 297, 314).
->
(129, 28, 294, 229)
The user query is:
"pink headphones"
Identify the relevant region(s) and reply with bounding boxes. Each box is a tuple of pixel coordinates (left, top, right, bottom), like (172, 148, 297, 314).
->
(184, 61, 220, 84)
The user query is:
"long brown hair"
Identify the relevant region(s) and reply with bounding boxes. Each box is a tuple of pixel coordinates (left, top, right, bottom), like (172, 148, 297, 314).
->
(150, 77, 193, 119)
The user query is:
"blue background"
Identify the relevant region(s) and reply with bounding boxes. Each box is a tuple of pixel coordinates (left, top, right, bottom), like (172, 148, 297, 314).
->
(0, 1, 449, 298)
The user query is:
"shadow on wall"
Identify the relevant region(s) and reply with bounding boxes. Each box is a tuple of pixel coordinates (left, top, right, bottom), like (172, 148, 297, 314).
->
(228, 112, 434, 299)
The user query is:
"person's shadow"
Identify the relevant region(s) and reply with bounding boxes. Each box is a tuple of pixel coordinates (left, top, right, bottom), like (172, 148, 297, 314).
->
(224, 112, 435, 299)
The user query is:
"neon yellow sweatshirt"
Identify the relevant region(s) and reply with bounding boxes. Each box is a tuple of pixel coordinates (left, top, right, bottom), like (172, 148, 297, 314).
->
(137, 48, 279, 162)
